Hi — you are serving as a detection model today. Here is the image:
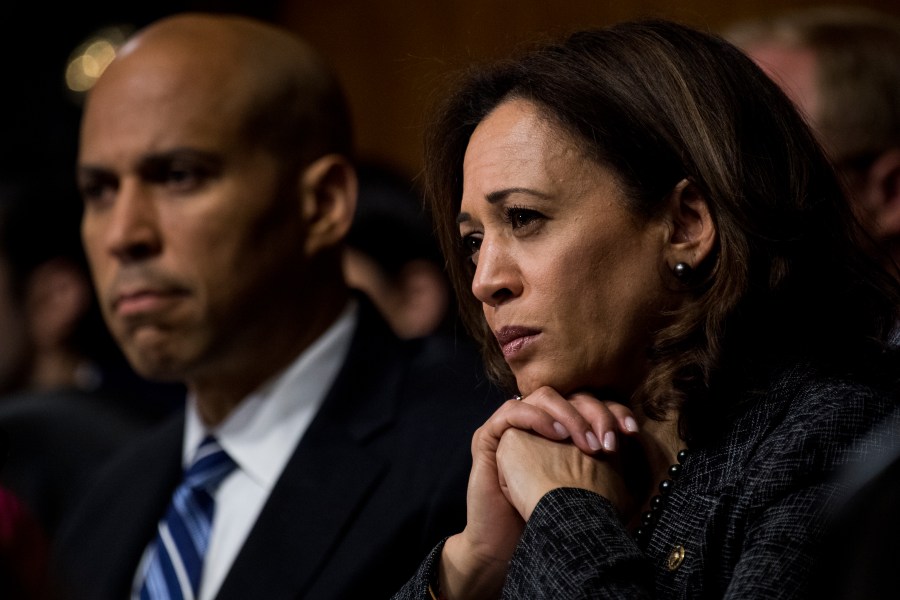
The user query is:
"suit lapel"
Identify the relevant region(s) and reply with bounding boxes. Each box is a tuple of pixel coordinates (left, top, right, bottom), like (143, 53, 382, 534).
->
(216, 300, 407, 599)
(77, 415, 184, 597)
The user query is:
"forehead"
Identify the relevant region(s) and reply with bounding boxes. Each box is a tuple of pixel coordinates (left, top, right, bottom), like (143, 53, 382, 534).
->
(462, 100, 593, 194)
(79, 49, 248, 162)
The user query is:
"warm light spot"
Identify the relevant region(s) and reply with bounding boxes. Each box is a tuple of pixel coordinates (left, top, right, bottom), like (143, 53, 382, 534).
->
(64, 25, 132, 99)
(66, 56, 95, 92)
(82, 40, 116, 78)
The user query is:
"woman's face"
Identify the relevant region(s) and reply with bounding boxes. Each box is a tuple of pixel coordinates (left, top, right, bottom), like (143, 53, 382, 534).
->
(459, 99, 673, 397)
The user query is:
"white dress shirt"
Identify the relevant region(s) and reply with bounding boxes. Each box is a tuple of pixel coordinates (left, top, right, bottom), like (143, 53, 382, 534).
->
(131, 299, 358, 600)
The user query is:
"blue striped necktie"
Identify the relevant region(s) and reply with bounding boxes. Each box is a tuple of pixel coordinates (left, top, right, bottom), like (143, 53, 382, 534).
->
(139, 435, 236, 600)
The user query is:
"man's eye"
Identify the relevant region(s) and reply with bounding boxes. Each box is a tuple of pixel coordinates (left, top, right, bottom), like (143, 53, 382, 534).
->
(163, 166, 204, 190)
(78, 176, 118, 207)
(168, 168, 195, 183)
(143, 160, 211, 192)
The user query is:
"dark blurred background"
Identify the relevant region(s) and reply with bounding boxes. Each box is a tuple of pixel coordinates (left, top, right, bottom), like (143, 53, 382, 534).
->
(4, 0, 900, 186)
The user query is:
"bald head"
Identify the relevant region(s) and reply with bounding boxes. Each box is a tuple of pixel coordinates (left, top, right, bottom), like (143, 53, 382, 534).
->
(88, 13, 352, 166)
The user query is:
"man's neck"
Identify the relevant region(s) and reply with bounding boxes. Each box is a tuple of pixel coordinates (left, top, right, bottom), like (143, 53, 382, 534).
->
(189, 285, 351, 427)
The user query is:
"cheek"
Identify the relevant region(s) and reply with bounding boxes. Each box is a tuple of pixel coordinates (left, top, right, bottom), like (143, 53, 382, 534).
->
(80, 222, 106, 269)
(539, 237, 651, 345)
(535, 241, 601, 306)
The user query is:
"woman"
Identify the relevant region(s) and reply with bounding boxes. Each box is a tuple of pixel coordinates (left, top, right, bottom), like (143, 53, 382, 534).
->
(395, 18, 900, 600)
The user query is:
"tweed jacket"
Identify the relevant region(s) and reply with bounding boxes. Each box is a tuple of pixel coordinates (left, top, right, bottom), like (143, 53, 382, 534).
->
(394, 361, 900, 599)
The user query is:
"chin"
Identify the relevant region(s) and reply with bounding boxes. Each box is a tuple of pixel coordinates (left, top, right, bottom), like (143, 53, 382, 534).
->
(123, 345, 186, 383)
(514, 370, 575, 397)
(515, 364, 616, 399)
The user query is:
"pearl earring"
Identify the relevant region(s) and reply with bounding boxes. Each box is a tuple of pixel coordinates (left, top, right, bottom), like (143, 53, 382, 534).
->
(673, 262, 693, 279)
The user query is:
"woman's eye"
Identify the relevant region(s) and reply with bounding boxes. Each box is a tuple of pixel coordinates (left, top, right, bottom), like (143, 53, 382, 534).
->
(504, 206, 543, 229)
(460, 234, 482, 261)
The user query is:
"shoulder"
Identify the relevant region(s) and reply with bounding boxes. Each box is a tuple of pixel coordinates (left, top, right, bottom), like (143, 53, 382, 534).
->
(62, 412, 184, 502)
(759, 362, 898, 444)
(321, 300, 503, 456)
(723, 360, 897, 441)
(693, 361, 899, 494)
(348, 299, 505, 415)
(702, 362, 900, 499)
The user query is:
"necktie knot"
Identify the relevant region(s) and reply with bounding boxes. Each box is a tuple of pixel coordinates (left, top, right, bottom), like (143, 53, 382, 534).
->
(184, 435, 236, 493)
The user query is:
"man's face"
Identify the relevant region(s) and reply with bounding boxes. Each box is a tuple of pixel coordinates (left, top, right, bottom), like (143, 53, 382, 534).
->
(77, 52, 310, 384)
(744, 41, 821, 130)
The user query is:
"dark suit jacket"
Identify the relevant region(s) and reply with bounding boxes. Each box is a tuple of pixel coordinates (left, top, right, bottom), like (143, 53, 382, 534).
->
(52, 300, 502, 600)
(395, 361, 900, 599)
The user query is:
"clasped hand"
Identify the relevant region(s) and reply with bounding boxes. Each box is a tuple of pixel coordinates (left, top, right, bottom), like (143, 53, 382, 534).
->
(438, 387, 640, 599)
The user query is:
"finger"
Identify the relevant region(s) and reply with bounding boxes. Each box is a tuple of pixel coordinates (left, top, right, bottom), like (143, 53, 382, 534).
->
(518, 387, 607, 454)
(478, 398, 572, 452)
(604, 401, 640, 435)
(568, 394, 639, 438)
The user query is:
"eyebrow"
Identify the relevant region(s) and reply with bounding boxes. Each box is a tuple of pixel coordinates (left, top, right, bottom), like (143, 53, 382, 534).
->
(456, 187, 551, 225)
(78, 149, 224, 181)
(76, 165, 109, 181)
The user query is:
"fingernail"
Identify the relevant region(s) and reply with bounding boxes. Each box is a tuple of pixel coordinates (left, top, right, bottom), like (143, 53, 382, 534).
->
(625, 417, 639, 433)
(553, 421, 569, 438)
(586, 431, 601, 451)
(603, 431, 617, 452)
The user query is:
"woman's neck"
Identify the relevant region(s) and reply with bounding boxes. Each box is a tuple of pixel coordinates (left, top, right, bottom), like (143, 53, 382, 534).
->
(639, 412, 684, 473)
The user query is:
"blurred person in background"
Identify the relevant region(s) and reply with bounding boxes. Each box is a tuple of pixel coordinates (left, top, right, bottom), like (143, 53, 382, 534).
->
(726, 10, 900, 596)
(343, 162, 454, 340)
(726, 6, 900, 283)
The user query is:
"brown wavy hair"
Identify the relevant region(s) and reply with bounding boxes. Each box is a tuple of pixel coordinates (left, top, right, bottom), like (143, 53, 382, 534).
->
(423, 19, 900, 441)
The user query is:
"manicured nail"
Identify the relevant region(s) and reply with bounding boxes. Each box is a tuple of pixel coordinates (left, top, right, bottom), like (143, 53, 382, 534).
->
(625, 417, 639, 433)
(586, 431, 601, 451)
(553, 421, 569, 438)
(603, 431, 617, 452)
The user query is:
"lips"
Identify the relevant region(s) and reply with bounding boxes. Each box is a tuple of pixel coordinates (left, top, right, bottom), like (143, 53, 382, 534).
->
(494, 326, 541, 358)
(112, 287, 188, 317)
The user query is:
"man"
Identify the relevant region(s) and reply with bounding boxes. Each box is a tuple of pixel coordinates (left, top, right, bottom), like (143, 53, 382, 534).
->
(725, 7, 900, 280)
(52, 13, 499, 600)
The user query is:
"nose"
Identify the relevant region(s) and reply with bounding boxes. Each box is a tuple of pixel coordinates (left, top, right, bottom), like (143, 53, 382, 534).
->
(471, 238, 521, 307)
(99, 180, 162, 263)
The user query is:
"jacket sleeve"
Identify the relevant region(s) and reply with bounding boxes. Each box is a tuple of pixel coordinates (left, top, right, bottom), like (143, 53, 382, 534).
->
(391, 539, 446, 600)
(502, 488, 654, 599)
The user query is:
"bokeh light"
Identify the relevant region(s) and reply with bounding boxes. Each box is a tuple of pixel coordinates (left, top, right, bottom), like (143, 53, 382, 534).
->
(65, 25, 132, 99)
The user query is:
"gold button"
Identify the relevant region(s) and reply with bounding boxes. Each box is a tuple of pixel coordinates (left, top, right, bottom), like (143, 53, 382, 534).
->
(666, 545, 686, 571)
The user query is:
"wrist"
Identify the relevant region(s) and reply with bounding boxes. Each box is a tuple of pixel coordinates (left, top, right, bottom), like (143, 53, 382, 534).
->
(438, 533, 507, 600)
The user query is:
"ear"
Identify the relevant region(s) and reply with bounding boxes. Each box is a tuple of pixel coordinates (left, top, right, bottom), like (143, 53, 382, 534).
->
(299, 154, 358, 256)
(24, 259, 92, 350)
(663, 179, 717, 272)
(857, 148, 900, 241)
